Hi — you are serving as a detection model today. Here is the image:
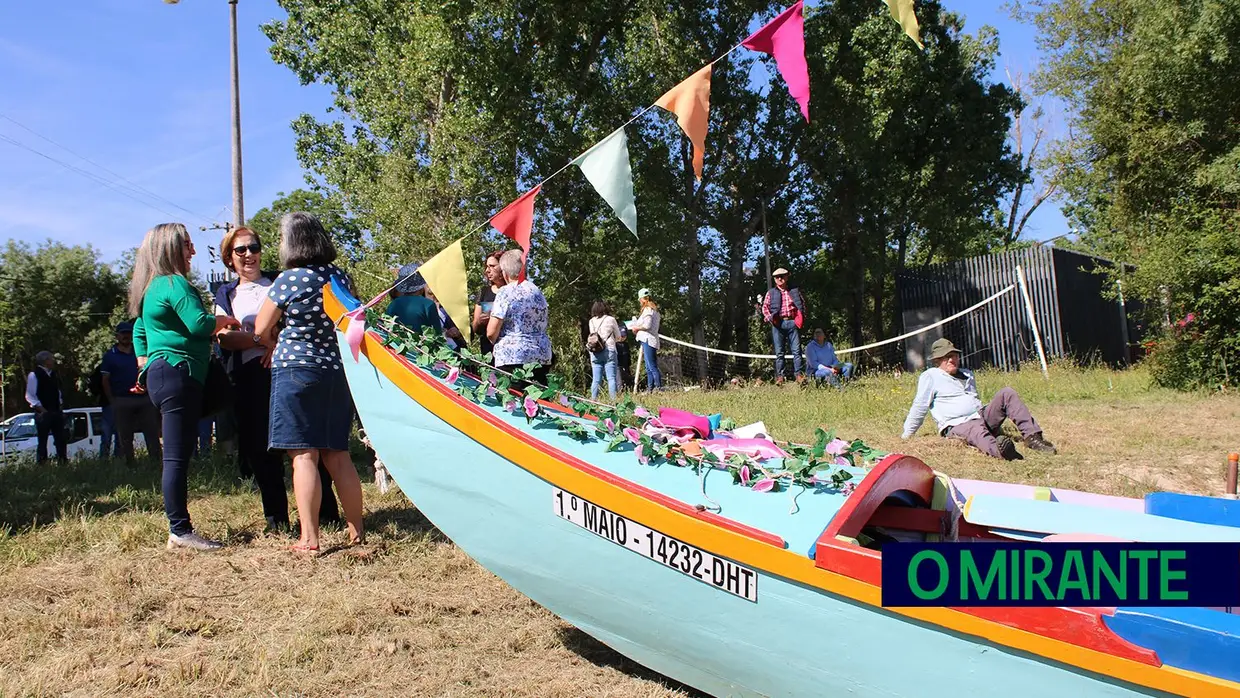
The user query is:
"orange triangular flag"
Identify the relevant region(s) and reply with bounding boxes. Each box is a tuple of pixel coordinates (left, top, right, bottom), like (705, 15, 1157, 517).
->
(655, 65, 712, 182)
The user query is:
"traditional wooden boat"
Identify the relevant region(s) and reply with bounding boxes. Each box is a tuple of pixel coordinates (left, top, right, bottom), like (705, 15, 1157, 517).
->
(326, 279, 1240, 698)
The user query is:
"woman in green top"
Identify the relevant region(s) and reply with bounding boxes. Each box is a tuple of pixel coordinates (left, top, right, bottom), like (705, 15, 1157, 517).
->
(129, 222, 239, 552)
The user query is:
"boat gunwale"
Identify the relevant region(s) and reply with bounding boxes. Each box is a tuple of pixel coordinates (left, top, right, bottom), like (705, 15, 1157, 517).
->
(325, 281, 1240, 698)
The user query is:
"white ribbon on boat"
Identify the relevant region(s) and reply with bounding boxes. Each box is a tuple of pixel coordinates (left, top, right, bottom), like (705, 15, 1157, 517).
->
(652, 283, 1018, 360)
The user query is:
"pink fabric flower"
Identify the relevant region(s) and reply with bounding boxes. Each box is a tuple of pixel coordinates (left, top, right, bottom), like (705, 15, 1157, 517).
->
(834, 456, 851, 467)
(740, 465, 751, 486)
(825, 438, 850, 456)
(841, 482, 857, 496)
(634, 407, 651, 419)
(623, 427, 642, 445)
(559, 394, 571, 407)
(604, 418, 616, 433)
(523, 396, 539, 418)
(752, 478, 776, 493)
(637, 452, 649, 465)
(446, 366, 460, 384)
(486, 383, 498, 399)
(504, 399, 518, 413)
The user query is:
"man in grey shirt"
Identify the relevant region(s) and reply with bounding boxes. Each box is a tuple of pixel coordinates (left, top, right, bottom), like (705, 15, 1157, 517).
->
(901, 338, 1057, 460)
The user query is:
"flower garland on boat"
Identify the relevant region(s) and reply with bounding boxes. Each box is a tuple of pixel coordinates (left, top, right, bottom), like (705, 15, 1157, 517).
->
(371, 312, 887, 498)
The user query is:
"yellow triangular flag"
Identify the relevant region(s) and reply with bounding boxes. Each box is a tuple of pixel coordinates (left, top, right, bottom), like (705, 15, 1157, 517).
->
(885, 0, 924, 50)
(418, 236, 472, 345)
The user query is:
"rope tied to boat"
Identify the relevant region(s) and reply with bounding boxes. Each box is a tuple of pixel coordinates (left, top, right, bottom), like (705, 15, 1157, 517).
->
(698, 467, 722, 513)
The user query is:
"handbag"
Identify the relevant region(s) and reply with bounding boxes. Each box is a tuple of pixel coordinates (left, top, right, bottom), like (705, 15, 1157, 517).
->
(200, 354, 235, 419)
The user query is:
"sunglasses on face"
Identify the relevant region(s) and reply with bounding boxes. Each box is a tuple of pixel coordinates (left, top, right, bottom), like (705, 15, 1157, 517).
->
(232, 242, 262, 256)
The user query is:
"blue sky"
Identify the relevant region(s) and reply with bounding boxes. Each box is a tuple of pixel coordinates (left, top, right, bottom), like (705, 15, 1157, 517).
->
(0, 0, 1069, 280)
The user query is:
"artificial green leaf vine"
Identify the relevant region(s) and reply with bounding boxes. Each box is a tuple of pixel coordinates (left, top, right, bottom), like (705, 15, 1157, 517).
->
(369, 311, 884, 497)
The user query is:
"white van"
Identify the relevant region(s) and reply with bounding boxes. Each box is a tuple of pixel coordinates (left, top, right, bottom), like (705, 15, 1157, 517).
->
(0, 407, 148, 464)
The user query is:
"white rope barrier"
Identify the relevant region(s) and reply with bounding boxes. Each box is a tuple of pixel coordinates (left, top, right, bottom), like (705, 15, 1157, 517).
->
(652, 283, 1017, 360)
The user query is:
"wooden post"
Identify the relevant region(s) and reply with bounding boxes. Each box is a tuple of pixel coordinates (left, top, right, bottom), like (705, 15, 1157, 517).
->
(1226, 453, 1238, 499)
(1015, 265, 1050, 380)
(633, 341, 644, 393)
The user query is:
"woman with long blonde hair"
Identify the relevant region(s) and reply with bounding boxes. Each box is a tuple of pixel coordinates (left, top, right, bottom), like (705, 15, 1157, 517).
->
(130, 222, 240, 551)
(629, 289, 662, 391)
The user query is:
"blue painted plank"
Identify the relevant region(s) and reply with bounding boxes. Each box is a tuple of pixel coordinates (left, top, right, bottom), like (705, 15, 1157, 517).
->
(962, 494, 1240, 542)
(1104, 607, 1240, 683)
(1145, 492, 1240, 529)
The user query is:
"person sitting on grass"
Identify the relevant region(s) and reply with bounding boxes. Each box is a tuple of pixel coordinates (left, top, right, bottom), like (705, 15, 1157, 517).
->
(900, 338, 1057, 460)
(806, 328, 853, 387)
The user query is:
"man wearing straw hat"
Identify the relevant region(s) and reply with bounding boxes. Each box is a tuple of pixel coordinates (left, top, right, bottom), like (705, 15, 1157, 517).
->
(901, 338, 1057, 460)
(761, 267, 806, 384)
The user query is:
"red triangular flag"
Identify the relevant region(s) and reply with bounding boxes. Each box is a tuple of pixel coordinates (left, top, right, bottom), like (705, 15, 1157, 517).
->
(488, 185, 541, 281)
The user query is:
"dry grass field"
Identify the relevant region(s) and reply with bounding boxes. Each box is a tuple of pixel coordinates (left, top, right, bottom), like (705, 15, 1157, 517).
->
(1, 362, 1237, 697)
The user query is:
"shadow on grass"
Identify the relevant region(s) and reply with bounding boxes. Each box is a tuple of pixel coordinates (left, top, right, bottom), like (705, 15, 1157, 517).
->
(0, 429, 385, 534)
(365, 501, 449, 544)
(555, 626, 708, 697)
(0, 450, 245, 533)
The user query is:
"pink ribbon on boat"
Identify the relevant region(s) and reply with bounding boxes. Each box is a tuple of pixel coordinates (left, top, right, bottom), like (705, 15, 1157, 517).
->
(698, 438, 789, 462)
(339, 286, 396, 363)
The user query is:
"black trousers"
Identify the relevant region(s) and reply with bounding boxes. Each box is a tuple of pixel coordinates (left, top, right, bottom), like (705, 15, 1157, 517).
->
(231, 358, 338, 527)
(35, 409, 68, 463)
(146, 359, 202, 536)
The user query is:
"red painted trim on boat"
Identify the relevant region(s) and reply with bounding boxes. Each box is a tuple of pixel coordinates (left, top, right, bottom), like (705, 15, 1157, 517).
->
(381, 335, 788, 550)
(811, 456, 1161, 667)
(823, 454, 937, 541)
(867, 504, 995, 539)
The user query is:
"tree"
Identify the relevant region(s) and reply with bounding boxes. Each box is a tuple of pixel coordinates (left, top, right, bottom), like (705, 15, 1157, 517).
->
(244, 188, 365, 265)
(798, 0, 1023, 344)
(261, 0, 1023, 384)
(0, 241, 128, 415)
(1001, 65, 1065, 247)
(1016, 0, 1240, 389)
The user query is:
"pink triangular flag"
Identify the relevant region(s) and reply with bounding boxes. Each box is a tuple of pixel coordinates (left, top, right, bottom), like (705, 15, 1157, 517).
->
(344, 308, 366, 362)
(489, 185, 541, 282)
(742, 1, 810, 122)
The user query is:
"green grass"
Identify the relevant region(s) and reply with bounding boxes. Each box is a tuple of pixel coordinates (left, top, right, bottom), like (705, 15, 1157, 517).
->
(653, 361, 1239, 498)
(0, 363, 1236, 696)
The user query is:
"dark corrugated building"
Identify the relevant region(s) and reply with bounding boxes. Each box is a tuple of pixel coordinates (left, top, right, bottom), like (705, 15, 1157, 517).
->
(895, 245, 1145, 372)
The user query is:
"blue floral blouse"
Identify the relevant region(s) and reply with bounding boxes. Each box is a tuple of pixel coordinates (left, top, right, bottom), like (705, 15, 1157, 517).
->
(491, 280, 553, 367)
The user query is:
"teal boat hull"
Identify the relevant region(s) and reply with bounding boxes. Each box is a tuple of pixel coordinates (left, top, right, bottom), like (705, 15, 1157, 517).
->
(336, 332, 1170, 698)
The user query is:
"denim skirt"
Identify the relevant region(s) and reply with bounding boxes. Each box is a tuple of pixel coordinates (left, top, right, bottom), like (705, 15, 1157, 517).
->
(269, 365, 353, 451)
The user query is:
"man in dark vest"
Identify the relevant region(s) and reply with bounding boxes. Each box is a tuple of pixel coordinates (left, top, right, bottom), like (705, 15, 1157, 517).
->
(761, 267, 807, 383)
(25, 350, 68, 463)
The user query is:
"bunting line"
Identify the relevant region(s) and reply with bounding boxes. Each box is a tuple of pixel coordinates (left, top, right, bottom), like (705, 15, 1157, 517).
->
(357, 2, 927, 314)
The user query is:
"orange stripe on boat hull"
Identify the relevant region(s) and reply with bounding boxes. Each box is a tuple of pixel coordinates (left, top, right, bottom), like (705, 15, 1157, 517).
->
(326, 286, 1240, 698)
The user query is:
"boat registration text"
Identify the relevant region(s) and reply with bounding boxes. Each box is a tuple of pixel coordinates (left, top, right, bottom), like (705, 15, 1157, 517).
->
(553, 488, 758, 602)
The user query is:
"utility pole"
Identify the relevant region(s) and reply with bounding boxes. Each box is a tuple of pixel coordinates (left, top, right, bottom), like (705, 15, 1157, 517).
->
(228, 0, 245, 227)
(165, 0, 245, 227)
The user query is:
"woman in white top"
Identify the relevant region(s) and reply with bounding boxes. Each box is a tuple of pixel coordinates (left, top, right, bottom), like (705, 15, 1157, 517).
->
(587, 301, 622, 399)
(629, 288, 663, 391)
(212, 226, 340, 533)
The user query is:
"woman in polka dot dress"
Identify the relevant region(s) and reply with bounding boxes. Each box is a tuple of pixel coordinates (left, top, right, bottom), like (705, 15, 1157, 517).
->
(255, 212, 365, 554)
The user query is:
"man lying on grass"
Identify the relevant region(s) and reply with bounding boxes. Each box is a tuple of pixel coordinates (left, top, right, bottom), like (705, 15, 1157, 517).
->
(900, 338, 1057, 460)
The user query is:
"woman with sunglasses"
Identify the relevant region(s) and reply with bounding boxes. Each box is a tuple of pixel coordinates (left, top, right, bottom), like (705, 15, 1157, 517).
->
(212, 226, 340, 534)
(471, 251, 507, 363)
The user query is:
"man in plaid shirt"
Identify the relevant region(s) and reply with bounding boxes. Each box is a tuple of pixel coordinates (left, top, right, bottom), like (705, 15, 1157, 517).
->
(762, 267, 806, 383)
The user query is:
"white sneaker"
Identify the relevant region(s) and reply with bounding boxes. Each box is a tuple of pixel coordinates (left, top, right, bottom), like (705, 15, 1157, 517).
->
(166, 532, 224, 551)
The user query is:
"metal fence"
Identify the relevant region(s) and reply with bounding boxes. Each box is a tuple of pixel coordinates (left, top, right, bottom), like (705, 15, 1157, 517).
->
(896, 246, 1141, 372)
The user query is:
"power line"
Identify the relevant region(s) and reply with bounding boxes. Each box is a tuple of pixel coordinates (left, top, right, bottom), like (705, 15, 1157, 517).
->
(0, 112, 215, 224)
(0, 133, 186, 221)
